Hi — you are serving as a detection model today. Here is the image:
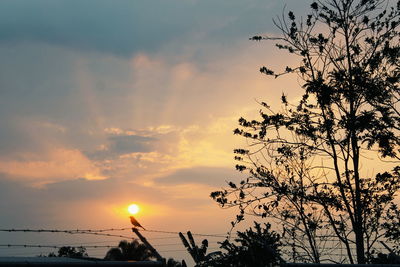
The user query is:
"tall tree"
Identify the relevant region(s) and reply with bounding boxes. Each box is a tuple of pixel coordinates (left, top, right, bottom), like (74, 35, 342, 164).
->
(211, 0, 400, 264)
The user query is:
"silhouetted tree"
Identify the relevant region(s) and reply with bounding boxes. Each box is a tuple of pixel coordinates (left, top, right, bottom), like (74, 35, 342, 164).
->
(104, 239, 154, 261)
(48, 246, 88, 258)
(199, 222, 281, 267)
(211, 0, 400, 264)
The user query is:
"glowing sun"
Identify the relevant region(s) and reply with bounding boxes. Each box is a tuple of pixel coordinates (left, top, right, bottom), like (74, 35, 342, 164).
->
(128, 204, 140, 215)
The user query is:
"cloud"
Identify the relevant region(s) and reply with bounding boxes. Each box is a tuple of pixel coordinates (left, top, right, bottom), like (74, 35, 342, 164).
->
(0, 0, 188, 56)
(108, 135, 156, 154)
(85, 126, 179, 163)
(0, 149, 105, 184)
(0, 0, 308, 57)
(0, 17, 301, 157)
(154, 166, 243, 187)
(0, 29, 302, 189)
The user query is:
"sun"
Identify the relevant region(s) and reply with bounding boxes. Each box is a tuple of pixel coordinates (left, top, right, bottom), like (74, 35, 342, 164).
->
(128, 204, 140, 215)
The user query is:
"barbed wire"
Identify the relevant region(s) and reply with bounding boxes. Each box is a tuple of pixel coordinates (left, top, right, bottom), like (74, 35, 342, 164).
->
(3, 227, 396, 261)
(0, 228, 230, 239)
(0, 244, 115, 249)
(0, 227, 226, 256)
(0, 229, 133, 240)
(0, 228, 129, 234)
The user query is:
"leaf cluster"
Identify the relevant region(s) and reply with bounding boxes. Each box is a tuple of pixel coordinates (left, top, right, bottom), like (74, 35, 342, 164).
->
(104, 240, 155, 261)
(198, 222, 281, 267)
(48, 246, 88, 258)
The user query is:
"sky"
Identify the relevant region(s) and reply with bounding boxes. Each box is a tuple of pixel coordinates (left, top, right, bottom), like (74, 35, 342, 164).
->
(0, 0, 310, 263)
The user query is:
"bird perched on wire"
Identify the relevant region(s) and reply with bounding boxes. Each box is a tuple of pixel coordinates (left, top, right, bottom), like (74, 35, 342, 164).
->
(130, 216, 146, 230)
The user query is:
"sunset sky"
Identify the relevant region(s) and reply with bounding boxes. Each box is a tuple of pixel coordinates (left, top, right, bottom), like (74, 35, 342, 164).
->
(0, 0, 310, 263)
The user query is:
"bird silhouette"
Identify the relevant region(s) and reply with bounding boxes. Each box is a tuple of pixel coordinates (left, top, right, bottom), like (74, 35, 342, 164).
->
(130, 216, 145, 230)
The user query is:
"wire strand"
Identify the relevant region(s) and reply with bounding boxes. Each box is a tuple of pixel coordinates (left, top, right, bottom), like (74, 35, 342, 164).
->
(0, 228, 229, 238)
(0, 244, 114, 249)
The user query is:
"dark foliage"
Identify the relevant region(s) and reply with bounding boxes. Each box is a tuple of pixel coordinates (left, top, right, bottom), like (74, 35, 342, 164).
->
(48, 246, 88, 258)
(198, 222, 281, 267)
(212, 0, 400, 264)
(166, 258, 186, 267)
(104, 239, 154, 261)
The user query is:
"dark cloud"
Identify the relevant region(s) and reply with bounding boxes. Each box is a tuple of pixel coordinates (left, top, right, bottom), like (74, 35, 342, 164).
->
(0, 0, 307, 56)
(155, 166, 243, 187)
(108, 135, 156, 154)
(0, 0, 192, 56)
(86, 134, 159, 161)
